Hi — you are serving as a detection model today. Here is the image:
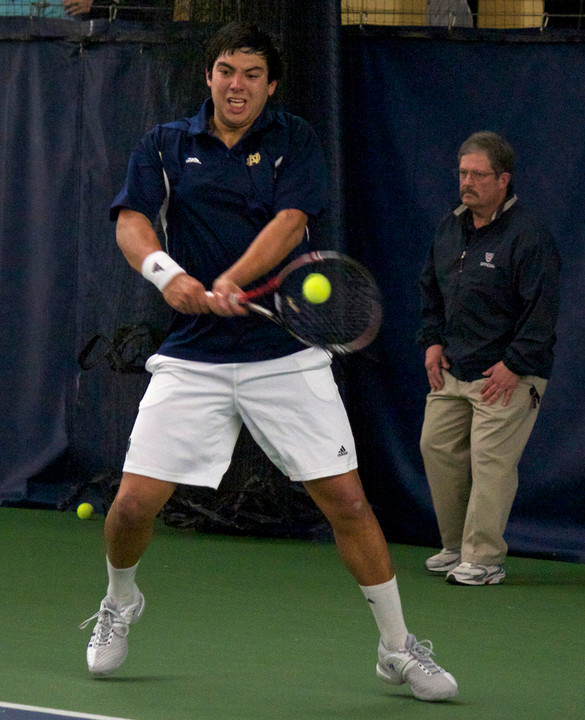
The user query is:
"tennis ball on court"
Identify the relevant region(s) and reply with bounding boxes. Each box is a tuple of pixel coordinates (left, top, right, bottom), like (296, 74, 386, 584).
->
(77, 502, 94, 520)
(302, 273, 331, 304)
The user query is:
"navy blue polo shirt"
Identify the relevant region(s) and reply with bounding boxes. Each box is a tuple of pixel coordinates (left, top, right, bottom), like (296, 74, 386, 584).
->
(111, 99, 328, 363)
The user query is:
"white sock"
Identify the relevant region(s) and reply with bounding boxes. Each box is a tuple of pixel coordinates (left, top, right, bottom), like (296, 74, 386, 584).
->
(360, 577, 409, 651)
(106, 557, 140, 607)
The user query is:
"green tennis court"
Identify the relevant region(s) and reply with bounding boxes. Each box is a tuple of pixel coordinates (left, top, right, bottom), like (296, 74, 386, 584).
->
(1, 507, 583, 720)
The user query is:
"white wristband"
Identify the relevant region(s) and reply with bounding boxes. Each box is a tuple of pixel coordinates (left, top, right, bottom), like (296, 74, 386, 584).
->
(141, 251, 186, 292)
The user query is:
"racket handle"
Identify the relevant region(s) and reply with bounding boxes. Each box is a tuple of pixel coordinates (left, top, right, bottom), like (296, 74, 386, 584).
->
(206, 290, 245, 306)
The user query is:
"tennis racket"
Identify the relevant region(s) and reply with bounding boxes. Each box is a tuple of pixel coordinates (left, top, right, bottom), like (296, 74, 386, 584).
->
(238, 251, 382, 354)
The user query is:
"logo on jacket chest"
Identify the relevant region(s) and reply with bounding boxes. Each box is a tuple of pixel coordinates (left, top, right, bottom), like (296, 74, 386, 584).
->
(246, 152, 261, 167)
(480, 252, 495, 269)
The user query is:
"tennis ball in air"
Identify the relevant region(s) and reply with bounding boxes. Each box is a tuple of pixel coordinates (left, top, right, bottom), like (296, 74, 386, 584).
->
(302, 273, 331, 304)
(77, 502, 94, 520)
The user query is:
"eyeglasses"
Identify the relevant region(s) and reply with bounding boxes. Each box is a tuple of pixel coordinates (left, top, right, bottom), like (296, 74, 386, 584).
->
(454, 169, 498, 181)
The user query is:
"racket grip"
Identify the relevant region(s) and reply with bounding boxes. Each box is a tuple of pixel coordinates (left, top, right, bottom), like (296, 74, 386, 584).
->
(206, 290, 244, 305)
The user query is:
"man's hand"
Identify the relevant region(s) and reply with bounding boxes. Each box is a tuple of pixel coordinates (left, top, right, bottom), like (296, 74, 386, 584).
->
(63, 0, 94, 16)
(425, 344, 450, 391)
(162, 274, 251, 317)
(203, 276, 249, 317)
(481, 361, 519, 406)
(162, 274, 211, 315)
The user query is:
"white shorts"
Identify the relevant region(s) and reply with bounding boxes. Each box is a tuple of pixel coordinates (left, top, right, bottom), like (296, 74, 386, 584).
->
(123, 348, 357, 487)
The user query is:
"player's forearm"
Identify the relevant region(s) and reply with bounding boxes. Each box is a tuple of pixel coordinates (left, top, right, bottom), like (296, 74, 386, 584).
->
(116, 209, 163, 273)
(217, 208, 308, 288)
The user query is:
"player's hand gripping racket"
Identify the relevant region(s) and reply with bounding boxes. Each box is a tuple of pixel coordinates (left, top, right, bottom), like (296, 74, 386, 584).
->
(240, 251, 382, 354)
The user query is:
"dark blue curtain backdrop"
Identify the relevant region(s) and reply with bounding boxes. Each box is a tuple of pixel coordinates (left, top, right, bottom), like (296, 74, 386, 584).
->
(342, 28, 585, 561)
(0, 28, 80, 499)
(0, 20, 212, 502)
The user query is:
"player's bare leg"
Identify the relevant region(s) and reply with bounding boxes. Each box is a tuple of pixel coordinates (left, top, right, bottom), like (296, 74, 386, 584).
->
(303, 469, 393, 585)
(81, 473, 175, 677)
(303, 469, 458, 702)
(105, 472, 177, 568)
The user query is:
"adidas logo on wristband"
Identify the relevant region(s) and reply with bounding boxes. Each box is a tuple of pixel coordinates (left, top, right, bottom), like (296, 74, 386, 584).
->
(141, 251, 185, 291)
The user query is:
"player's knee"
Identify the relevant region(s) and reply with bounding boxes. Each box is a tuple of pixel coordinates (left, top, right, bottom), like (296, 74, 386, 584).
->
(112, 487, 157, 525)
(329, 491, 372, 526)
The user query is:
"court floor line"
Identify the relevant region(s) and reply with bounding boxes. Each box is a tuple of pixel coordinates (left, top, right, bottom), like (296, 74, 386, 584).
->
(0, 702, 134, 720)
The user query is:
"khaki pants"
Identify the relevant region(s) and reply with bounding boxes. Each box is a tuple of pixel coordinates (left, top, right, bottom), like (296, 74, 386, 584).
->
(420, 371, 547, 565)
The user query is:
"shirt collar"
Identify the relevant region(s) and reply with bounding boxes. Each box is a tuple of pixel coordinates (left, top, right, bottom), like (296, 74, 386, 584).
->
(454, 186, 518, 224)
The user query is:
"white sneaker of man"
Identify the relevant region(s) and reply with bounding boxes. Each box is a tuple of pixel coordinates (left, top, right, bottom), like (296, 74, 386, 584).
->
(425, 548, 461, 573)
(446, 561, 506, 586)
(376, 634, 458, 702)
(80, 590, 145, 676)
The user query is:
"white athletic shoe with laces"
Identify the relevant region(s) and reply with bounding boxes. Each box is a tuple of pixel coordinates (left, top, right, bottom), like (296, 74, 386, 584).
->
(376, 634, 459, 702)
(425, 548, 461, 573)
(80, 590, 145, 677)
(446, 561, 505, 586)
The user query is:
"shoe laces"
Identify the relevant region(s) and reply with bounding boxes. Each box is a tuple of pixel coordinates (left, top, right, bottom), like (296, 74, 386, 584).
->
(79, 604, 129, 645)
(457, 562, 474, 570)
(406, 636, 444, 675)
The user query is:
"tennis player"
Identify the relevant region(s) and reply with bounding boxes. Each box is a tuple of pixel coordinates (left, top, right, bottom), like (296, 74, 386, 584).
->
(80, 22, 458, 702)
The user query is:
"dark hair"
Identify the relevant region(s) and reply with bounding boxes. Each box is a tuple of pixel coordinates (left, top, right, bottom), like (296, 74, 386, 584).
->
(205, 22, 283, 83)
(458, 131, 516, 176)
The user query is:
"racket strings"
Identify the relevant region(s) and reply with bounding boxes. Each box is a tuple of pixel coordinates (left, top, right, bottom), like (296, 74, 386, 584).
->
(276, 259, 381, 351)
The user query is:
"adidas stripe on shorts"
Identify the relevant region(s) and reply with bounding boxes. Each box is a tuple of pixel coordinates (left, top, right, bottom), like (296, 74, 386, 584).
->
(123, 347, 358, 487)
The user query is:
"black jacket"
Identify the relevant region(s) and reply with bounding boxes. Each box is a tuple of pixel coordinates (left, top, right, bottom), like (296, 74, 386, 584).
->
(417, 195, 561, 381)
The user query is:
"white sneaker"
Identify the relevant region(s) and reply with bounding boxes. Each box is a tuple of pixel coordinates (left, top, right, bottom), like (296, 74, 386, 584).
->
(376, 634, 458, 702)
(425, 548, 461, 573)
(446, 561, 505, 586)
(80, 590, 145, 676)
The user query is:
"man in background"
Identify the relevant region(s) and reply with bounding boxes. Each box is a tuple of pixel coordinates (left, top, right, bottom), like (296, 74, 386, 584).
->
(418, 131, 560, 586)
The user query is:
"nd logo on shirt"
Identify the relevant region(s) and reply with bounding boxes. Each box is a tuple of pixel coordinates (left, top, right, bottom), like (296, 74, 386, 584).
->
(246, 152, 261, 167)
